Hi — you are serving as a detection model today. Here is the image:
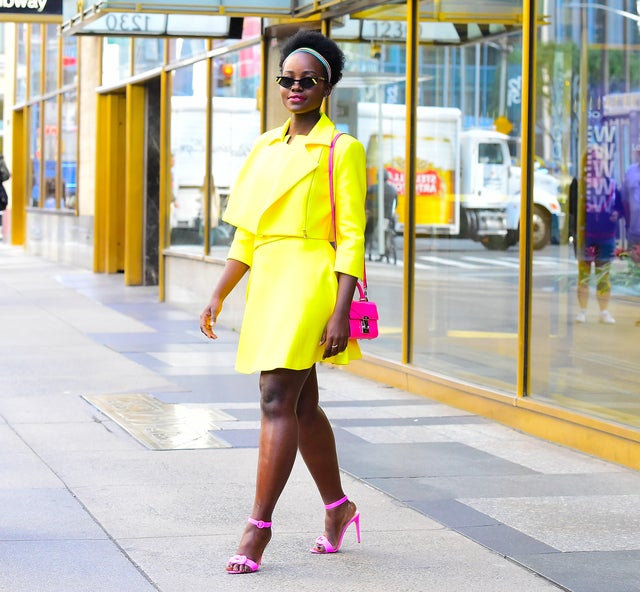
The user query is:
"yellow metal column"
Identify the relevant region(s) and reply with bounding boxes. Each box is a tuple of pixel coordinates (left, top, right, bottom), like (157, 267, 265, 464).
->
(158, 66, 170, 301)
(517, 0, 538, 397)
(203, 61, 213, 253)
(403, 0, 419, 364)
(124, 84, 145, 285)
(94, 95, 107, 272)
(95, 93, 126, 274)
(576, 8, 588, 290)
(10, 109, 27, 245)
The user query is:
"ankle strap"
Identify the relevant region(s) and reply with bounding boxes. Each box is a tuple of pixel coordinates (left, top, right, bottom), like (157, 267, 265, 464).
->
(248, 517, 272, 528)
(324, 495, 349, 510)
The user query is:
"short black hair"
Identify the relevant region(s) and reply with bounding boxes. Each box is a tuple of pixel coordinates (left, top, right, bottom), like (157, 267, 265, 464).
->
(279, 30, 345, 86)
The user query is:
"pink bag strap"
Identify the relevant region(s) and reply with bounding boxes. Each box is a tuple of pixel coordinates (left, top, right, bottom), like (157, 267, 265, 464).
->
(329, 132, 368, 298)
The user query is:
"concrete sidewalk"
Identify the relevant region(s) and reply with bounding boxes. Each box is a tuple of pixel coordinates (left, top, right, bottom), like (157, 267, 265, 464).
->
(0, 244, 638, 592)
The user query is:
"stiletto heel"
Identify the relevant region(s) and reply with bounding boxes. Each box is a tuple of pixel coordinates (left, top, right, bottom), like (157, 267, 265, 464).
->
(226, 517, 272, 574)
(311, 496, 361, 554)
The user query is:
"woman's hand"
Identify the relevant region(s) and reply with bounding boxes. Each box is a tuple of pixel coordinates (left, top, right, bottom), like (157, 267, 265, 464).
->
(320, 312, 350, 358)
(320, 272, 358, 358)
(199, 258, 250, 341)
(200, 297, 222, 339)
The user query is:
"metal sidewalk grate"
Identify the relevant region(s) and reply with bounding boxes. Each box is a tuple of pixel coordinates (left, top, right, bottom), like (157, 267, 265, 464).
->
(83, 393, 234, 450)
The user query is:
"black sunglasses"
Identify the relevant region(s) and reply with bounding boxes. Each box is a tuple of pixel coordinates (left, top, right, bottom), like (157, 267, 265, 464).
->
(276, 75, 326, 90)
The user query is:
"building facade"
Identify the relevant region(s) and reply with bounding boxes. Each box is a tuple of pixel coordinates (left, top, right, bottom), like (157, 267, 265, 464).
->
(2, 1, 640, 468)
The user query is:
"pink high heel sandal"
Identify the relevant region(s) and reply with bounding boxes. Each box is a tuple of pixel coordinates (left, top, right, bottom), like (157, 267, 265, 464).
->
(226, 517, 272, 574)
(311, 495, 361, 554)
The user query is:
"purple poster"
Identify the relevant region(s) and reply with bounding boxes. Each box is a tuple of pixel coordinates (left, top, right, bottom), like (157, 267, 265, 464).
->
(586, 107, 617, 215)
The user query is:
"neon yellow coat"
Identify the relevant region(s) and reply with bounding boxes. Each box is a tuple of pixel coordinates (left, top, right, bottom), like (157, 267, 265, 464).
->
(223, 113, 367, 373)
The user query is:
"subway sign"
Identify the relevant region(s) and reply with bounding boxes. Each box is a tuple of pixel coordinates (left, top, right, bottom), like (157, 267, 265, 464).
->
(0, 0, 62, 16)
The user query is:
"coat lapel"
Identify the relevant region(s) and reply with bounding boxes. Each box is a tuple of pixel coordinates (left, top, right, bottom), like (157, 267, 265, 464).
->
(223, 115, 337, 233)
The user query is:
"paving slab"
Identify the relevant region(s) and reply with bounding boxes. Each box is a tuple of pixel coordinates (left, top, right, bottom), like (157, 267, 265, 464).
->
(3, 246, 640, 591)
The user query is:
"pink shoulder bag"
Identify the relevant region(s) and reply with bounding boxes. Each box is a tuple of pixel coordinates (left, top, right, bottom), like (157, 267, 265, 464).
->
(329, 133, 379, 340)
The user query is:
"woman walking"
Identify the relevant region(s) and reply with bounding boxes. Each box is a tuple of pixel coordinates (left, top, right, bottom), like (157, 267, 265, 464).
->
(200, 30, 366, 573)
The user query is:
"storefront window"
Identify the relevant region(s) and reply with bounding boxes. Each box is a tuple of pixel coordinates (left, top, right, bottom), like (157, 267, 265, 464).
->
(169, 62, 207, 250)
(531, 3, 640, 427)
(168, 38, 206, 63)
(167, 41, 262, 253)
(133, 38, 164, 75)
(29, 104, 41, 207)
(207, 16, 261, 52)
(16, 23, 27, 103)
(29, 25, 42, 98)
(61, 91, 77, 210)
(102, 37, 131, 85)
(42, 98, 58, 208)
(62, 36, 78, 87)
(408, 38, 521, 390)
(209, 47, 261, 251)
(331, 30, 522, 377)
(45, 24, 59, 93)
(332, 40, 406, 363)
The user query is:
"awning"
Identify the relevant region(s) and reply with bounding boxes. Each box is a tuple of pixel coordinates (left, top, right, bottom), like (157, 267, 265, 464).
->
(339, 0, 532, 44)
(330, 14, 519, 44)
(62, 0, 531, 39)
(61, 0, 287, 36)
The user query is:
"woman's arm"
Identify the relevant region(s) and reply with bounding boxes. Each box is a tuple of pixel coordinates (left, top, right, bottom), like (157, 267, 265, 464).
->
(200, 227, 254, 339)
(321, 271, 358, 358)
(333, 136, 367, 278)
(200, 258, 249, 339)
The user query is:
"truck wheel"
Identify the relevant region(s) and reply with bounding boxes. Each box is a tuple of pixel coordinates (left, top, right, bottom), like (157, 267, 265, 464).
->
(481, 235, 510, 251)
(505, 228, 519, 247)
(532, 205, 551, 250)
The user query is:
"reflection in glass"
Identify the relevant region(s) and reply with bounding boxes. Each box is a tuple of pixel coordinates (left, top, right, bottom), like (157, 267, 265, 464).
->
(62, 36, 78, 87)
(168, 38, 206, 63)
(531, 3, 640, 428)
(29, 104, 41, 207)
(43, 98, 58, 209)
(331, 34, 525, 379)
(332, 41, 406, 363)
(133, 38, 164, 75)
(169, 63, 207, 249)
(61, 91, 78, 210)
(30, 25, 42, 98)
(16, 24, 27, 103)
(167, 42, 261, 254)
(102, 37, 131, 84)
(408, 39, 520, 391)
(209, 50, 261, 250)
(45, 24, 59, 93)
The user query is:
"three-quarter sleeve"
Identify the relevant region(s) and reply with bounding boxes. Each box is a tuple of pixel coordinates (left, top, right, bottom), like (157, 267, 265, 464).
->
(333, 138, 367, 279)
(227, 226, 255, 268)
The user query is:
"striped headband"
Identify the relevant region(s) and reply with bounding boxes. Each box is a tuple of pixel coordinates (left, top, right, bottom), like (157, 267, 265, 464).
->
(286, 47, 332, 83)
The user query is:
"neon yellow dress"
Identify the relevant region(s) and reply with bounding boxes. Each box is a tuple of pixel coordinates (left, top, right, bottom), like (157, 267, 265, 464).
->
(223, 114, 367, 374)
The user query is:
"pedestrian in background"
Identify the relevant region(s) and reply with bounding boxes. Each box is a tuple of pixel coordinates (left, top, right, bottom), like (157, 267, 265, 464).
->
(365, 169, 398, 260)
(572, 147, 625, 324)
(200, 30, 366, 574)
(621, 144, 640, 326)
(622, 144, 640, 263)
(0, 154, 11, 234)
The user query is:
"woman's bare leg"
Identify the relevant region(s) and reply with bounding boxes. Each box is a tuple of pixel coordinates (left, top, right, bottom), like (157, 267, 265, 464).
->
(577, 260, 591, 309)
(228, 367, 311, 573)
(296, 366, 358, 552)
(595, 261, 611, 311)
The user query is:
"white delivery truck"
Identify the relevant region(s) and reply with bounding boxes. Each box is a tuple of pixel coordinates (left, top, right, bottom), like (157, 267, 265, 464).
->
(357, 102, 561, 250)
(169, 95, 261, 245)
